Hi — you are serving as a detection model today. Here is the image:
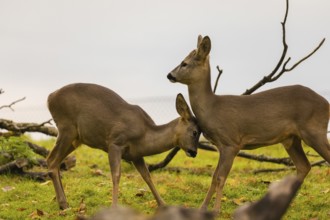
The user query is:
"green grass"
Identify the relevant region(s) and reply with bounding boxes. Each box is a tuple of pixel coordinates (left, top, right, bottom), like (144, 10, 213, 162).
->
(0, 139, 330, 219)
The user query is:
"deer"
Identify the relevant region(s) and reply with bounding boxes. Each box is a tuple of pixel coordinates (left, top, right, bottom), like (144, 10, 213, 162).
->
(46, 83, 200, 210)
(167, 35, 330, 213)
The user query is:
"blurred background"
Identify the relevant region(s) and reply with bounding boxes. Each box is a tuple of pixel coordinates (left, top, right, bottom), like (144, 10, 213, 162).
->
(1, 0, 329, 139)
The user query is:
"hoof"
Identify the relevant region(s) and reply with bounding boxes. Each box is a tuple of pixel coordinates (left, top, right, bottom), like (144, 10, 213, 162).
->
(59, 202, 69, 210)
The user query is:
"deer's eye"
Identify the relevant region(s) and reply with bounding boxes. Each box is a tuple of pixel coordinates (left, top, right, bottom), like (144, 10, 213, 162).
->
(181, 62, 187, 67)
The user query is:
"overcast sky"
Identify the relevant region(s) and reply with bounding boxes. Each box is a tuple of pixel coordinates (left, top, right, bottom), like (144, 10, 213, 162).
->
(0, 0, 329, 124)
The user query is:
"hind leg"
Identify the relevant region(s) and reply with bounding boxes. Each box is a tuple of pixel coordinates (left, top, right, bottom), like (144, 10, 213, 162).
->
(283, 137, 311, 182)
(301, 131, 330, 164)
(47, 130, 77, 209)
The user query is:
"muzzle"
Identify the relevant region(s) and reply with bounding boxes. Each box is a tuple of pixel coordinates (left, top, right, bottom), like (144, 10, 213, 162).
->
(186, 149, 197, 158)
(167, 73, 177, 82)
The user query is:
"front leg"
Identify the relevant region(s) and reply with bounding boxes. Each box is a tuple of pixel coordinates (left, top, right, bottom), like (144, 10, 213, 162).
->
(200, 151, 221, 210)
(213, 146, 239, 213)
(200, 146, 239, 213)
(133, 157, 166, 206)
(108, 144, 122, 207)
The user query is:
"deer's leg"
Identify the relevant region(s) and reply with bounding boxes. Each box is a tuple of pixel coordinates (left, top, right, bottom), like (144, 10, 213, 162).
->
(200, 151, 221, 210)
(132, 157, 166, 207)
(47, 133, 76, 209)
(108, 145, 122, 207)
(301, 131, 330, 164)
(212, 147, 239, 212)
(283, 137, 311, 181)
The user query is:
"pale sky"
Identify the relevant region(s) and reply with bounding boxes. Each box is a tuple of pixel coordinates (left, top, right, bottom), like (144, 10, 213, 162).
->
(0, 0, 329, 125)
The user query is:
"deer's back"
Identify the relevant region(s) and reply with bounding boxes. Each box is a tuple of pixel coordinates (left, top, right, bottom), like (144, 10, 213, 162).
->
(47, 83, 154, 149)
(199, 85, 329, 146)
(211, 85, 328, 121)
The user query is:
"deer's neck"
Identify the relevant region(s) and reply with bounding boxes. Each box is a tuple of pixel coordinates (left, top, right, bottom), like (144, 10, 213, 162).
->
(188, 67, 215, 118)
(142, 119, 179, 156)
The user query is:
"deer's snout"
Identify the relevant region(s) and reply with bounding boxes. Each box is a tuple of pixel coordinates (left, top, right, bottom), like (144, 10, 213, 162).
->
(186, 149, 197, 158)
(167, 73, 177, 82)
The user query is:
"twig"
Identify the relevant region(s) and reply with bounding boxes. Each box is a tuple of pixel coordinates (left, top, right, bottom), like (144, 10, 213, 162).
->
(0, 97, 26, 111)
(282, 38, 325, 73)
(213, 66, 223, 94)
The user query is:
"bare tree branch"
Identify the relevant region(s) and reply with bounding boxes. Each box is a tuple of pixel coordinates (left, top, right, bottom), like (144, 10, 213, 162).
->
(243, 0, 325, 95)
(0, 97, 26, 111)
(237, 151, 293, 166)
(253, 159, 328, 174)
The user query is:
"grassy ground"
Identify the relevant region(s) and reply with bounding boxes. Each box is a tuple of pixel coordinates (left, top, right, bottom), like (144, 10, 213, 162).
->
(0, 138, 330, 219)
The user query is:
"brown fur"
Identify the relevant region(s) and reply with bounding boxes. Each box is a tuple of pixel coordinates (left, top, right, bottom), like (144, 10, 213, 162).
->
(167, 35, 330, 213)
(47, 83, 200, 209)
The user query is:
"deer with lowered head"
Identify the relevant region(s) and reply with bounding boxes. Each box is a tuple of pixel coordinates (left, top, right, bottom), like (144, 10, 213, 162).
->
(47, 83, 200, 209)
(167, 35, 330, 213)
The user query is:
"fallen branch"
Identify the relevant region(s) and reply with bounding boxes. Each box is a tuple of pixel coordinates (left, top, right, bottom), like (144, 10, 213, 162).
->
(25, 141, 76, 171)
(0, 118, 58, 137)
(253, 159, 328, 174)
(26, 141, 50, 157)
(237, 151, 293, 166)
(0, 139, 76, 181)
(0, 158, 29, 174)
(148, 147, 181, 172)
(22, 171, 49, 181)
(148, 141, 297, 173)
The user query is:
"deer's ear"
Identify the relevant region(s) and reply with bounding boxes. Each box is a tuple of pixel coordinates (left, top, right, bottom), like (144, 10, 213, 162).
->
(176, 93, 193, 120)
(196, 36, 211, 60)
(197, 35, 203, 47)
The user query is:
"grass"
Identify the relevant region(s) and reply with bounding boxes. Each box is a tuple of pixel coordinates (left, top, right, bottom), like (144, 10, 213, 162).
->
(0, 138, 330, 219)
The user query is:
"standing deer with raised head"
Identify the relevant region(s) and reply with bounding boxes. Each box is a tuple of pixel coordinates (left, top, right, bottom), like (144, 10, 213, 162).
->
(167, 35, 330, 213)
(47, 83, 200, 210)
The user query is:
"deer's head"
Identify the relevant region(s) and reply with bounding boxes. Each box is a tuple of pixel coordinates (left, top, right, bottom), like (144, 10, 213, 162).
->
(167, 35, 211, 85)
(175, 93, 200, 158)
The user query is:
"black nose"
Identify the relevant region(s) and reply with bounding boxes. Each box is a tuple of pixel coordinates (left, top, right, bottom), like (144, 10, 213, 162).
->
(187, 150, 197, 158)
(167, 73, 176, 82)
